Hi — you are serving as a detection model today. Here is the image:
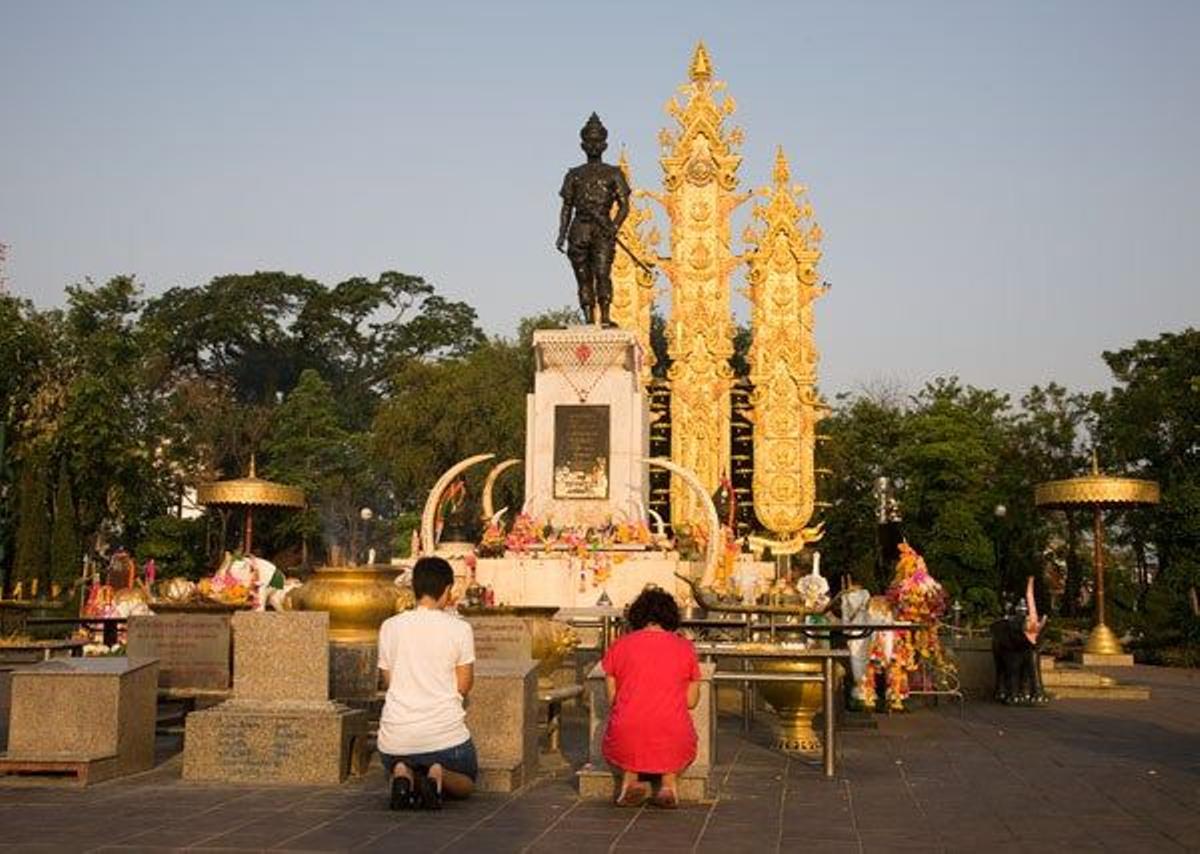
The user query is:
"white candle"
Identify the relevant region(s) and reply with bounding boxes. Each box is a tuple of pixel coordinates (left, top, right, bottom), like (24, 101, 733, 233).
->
(812, 551, 821, 576)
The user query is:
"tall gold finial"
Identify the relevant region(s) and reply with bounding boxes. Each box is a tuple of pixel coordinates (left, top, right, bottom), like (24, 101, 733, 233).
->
(617, 147, 631, 175)
(249, 453, 257, 479)
(772, 145, 791, 186)
(689, 41, 713, 82)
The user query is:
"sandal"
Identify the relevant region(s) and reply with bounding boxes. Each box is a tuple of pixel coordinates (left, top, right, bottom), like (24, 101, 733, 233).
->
(651, 788, 679, 809)
(616, 783, 650, 808)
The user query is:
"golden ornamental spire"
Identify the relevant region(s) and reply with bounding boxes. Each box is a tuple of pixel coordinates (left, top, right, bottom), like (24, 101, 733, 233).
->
(610, 150, 659, 387)
(689, 41, 714, 82)
(743, 145, 827, 543)
(645, 44, 751, 532)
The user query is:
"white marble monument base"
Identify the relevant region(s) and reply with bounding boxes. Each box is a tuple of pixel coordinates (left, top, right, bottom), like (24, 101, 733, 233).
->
(524, 327, 648, 529)
(475, 553, 698, 610)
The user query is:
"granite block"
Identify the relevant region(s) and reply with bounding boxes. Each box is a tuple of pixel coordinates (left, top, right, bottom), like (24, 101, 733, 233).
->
(1, 657, 158, 785)
(233, 611, 329, 701)
(182, 699, 368, 784)
(465, 658, 539, 792)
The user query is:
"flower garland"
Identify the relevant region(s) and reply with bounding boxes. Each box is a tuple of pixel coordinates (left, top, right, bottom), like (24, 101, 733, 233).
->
(859, 596, 914, 711)
(887, 542, 953, 681)
(859, 544, 953, 710)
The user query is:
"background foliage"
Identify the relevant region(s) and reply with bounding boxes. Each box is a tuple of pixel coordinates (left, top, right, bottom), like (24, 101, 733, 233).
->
(0, 272, 1195, 655)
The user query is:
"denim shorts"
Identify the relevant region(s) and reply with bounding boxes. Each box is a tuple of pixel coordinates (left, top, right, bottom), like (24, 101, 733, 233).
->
(380, 738, 478, 782)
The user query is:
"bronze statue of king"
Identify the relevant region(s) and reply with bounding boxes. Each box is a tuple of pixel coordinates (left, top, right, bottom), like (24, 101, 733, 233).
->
(556, 113, 630, 327)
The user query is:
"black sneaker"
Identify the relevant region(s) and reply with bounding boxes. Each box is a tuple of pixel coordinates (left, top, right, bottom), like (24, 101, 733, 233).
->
(389, 774, 415, 811)
(416, 770, 443, 811)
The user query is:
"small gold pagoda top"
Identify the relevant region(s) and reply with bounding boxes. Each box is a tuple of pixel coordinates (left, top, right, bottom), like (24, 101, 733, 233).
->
(689, 41, 714, 82)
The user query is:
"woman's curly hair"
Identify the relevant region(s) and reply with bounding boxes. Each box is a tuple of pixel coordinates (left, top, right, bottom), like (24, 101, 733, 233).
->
(627, 586, 681, 631)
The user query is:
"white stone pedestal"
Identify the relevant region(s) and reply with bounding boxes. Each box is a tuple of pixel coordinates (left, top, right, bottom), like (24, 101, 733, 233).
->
(524, 327, 648, 528)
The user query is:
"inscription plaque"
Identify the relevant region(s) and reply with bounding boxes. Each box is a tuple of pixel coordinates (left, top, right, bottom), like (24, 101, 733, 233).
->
(126, 614, 231, 689)
(553, 405, 610, 499)
(467, 616, 532, 660)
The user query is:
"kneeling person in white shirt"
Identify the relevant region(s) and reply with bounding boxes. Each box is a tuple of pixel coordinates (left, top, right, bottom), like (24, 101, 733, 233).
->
(378, 556, 477, 809)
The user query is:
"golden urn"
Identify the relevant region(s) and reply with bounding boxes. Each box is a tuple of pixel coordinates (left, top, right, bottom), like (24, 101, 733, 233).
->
(285, 565, 408, 643)
(752, 652, 829, 753)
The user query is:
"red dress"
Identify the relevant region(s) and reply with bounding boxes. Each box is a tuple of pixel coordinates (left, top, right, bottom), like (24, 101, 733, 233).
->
(601, 628, 701, 774)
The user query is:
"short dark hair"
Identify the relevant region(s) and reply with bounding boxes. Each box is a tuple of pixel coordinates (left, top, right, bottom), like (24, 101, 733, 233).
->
(627, 587, 681, 631)
(412, 556, 455, 601)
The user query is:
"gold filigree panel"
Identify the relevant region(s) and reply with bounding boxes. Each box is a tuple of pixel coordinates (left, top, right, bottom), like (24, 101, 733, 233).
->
(745, 148, 827, 537)
(610, 152, 658, 387)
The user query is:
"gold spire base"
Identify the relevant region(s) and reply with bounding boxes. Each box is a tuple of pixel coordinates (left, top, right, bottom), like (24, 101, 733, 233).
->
(1084, 623, 1124, 656)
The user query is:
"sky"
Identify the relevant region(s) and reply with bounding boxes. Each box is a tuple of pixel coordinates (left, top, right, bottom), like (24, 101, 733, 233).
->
(2, 0, 1197, 402)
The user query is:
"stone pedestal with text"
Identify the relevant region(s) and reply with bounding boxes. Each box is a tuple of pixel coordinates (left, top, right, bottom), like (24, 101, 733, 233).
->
(127, 613, 231, 691)
(525, 327, 649, 527)
(183, 612, 368, 784)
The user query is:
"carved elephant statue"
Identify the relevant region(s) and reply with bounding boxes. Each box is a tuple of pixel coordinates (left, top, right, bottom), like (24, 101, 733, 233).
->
(991, 575, 1050, 705)
(990, 615, 1047, 705)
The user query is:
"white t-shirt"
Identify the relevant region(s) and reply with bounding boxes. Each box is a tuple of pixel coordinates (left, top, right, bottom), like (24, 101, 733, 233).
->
(377, 606, 475, 755)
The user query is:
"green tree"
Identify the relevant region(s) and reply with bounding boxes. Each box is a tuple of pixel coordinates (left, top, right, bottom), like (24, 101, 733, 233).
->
(1095, 329, 1200, 644)
(11, 451, 51, 593)
(895, 378, 1014, 601)
(818, 390, 906, 586)
(55, 277, 173, 546)
(374, 339, 528, 517)
(263, 369, 351, 566)
(1014, 384, 1096, 615)
(49, 459, 80, 589)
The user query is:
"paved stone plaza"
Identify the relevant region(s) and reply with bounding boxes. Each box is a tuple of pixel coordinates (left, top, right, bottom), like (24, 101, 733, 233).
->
(1, 665, 1196, 853)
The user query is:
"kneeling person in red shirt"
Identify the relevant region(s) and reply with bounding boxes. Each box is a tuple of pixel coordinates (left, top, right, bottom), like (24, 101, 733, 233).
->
(602, 587, 701, 808)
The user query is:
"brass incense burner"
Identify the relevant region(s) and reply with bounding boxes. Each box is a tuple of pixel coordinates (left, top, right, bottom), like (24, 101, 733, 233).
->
(285, 565, 411, 643)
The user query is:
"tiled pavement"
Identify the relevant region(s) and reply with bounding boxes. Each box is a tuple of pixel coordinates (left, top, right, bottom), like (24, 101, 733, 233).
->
(1, 665, 1197, 853)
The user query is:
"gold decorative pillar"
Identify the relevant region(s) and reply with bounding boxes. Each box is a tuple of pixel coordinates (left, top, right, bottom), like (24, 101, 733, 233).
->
(743, 148, 827, 544)
(610, 151, 659, 388)
(646, 42, 749, 530)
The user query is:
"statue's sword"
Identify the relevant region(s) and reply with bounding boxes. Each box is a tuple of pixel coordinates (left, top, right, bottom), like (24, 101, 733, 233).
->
(613, 233, 657, 275)
(558, 220, 657, 275)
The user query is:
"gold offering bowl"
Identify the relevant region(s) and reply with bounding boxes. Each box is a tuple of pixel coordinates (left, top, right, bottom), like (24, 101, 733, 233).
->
(285, 565, 408, 643)
(749, 649, 830, 754)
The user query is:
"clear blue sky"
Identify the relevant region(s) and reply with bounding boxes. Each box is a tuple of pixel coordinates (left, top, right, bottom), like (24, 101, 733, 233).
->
(2, 0, 1197, 400)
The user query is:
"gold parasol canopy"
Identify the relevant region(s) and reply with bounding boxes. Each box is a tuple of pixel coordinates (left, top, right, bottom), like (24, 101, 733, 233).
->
(196, 456, 305, 553)
(1034, 453, 1159, 659)
(1034, 476, 1159, 510)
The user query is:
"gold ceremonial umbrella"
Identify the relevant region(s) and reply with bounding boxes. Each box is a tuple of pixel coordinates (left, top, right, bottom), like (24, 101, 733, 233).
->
(1034, 454, 1159, 657)
(195, 456, 305, 554)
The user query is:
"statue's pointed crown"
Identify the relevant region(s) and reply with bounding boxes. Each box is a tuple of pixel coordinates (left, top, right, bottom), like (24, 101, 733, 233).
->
(689, 41, 714, 82)
(581, 112, 608, 142)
